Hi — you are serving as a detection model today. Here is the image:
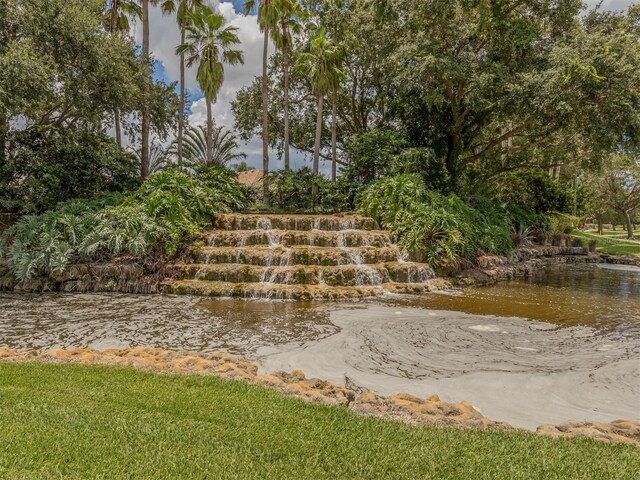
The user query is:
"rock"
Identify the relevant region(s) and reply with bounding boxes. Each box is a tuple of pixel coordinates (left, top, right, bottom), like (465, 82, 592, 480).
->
(537, 420, 640, 446)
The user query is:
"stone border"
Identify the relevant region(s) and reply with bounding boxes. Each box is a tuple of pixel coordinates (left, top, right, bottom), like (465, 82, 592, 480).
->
(453, 246, 639, 286)
(1, 347, 637, 446)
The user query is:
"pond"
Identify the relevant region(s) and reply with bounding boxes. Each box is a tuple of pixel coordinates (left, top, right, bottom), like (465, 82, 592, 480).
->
(1, 264, 638, 429)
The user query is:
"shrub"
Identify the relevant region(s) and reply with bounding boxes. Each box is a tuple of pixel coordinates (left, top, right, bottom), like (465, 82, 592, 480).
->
(547, 213, 579, 235)
(497, 168, 575, 218)
(266, 168, 348, 213)
(0, 126, 140, 214)
(358, 175, 512, 266)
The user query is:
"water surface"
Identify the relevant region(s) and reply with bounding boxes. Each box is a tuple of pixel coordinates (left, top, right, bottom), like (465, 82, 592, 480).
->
(0, 264, 638, 429)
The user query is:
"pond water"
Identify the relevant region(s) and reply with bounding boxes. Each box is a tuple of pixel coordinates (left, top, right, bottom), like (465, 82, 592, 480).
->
(0, 264, 638, 429)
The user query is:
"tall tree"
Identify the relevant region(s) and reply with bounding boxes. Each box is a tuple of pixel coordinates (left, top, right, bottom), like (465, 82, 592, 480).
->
(160, 0, 204, 166)
(588, 155, 640, 239)
(244, 0, 281, 204)
(296, 28, 343, 194)
(271, 0, 304, 171)
(104, 1, 142, 146)
(177, 6, 244, 165)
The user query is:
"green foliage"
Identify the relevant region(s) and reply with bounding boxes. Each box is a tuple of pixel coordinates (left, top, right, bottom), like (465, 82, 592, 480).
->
(547, 213, 579, 235)
(0, 170, 243, 281)
(267, 168, 348, 213)
(166, 124, 247, 168)
(0, 195, 123, 281)
(358, 175, 512, 266)
(0, 127, 140, 214)
(498, 169, 575, 216)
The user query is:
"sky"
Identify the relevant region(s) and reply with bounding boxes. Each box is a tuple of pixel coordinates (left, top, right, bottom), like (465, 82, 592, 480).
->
(135, 0, 637, 172)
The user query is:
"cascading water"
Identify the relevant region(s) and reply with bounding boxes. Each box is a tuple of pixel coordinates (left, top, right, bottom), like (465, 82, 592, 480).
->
(167, 213, 441, 300)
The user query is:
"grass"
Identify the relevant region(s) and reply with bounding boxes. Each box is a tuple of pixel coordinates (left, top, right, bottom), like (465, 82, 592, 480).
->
(0, 363, 638, 479)
(571, 230, 640, 256)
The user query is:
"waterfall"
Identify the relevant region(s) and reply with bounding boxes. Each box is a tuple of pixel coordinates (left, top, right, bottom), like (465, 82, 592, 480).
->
(172, 214, 439, 299)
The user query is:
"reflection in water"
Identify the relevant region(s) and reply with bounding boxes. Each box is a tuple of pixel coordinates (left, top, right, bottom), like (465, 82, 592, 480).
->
(383, 264, 640, 333)
(0, 295, 334, 356)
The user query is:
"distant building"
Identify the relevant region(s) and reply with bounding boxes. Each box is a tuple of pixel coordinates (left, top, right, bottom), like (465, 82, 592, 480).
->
(236, 169, 264, 186)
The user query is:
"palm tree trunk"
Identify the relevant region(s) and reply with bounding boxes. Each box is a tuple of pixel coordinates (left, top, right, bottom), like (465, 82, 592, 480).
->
(141, 0, 151, 178)
(312, 94, 324, 196)
(206, 99, 213, 166)
(331, 89, 337, 182)
(261, 28, 270, 204)
(114, 109, 122, 147)
(178, 25, 186, 165)
(283, 42, 290, 171)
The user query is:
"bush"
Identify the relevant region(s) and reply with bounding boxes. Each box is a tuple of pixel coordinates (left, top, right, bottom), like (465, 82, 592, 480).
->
(547, 213, 579, 235)
(0, 126, 140, 214)
(0, 169, 241, 281)
(266, 168, 348, 213)
(358, 175, 512, 266)
(497, 169, 575, 218)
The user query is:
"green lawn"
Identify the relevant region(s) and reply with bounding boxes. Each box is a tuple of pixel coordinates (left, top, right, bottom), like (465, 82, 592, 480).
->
(0, 363, 638, 479)
(572, 230, 640, 256)
(596, 229, 640, 238)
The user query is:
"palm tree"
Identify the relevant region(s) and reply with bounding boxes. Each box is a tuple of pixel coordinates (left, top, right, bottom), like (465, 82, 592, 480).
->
(244, 0, 281, 203)
(160, 0, 204, 166)
(167, 124, 247, 167)
(127, 141, 173, 174)
(296, 28, 343, 194)
(271, 0, 304, 172)
(104, 1, 142, 147)
(177, 6, 244, 165)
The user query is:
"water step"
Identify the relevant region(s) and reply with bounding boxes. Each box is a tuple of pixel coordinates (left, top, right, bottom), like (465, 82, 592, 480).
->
(215, 213, 376, 231)
(169, 262, 435, 286)
(191, 246, 404, 266)
(205, 230, 393, 248)
(164, 279, 449, 300)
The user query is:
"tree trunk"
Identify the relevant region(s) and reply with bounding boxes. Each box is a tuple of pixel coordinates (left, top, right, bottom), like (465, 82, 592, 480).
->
(331, 89, 337, 182)
(312, 94, 324, 196)
(140, 0, 151, 179)
(178, 25, 185, 165)
(283, 42, 290, 171)
(206, 98, 213, 166)
(625, 211, 635, 239)
(114, 109, 122, 147)
(597, 218, 603, 235)
(261, 28, 270, 204)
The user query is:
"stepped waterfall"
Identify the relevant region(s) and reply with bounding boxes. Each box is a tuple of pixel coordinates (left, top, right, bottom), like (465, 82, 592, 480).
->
(164, 214, 447, 300)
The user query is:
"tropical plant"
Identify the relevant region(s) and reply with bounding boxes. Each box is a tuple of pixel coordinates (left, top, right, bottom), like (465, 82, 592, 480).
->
(166, 124, 246, 168)
(177, 6, 244, 166)
(0, 169, 244, 281)
(358, 175, 512, 267)
(128, 140, 173, 174)
(296, 28, 343, 194)
(160, 0, 205, 164)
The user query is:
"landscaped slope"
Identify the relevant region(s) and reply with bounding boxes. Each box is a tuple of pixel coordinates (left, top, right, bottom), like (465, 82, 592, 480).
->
(0, 363, 638, 480)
